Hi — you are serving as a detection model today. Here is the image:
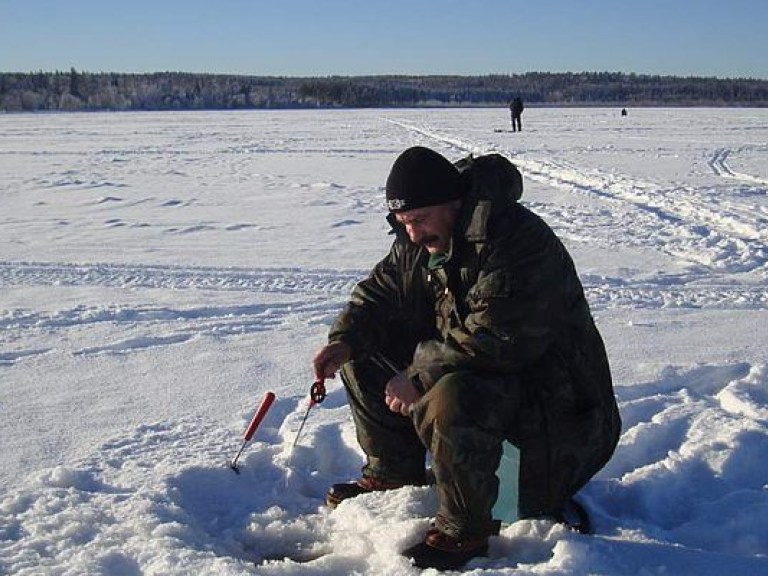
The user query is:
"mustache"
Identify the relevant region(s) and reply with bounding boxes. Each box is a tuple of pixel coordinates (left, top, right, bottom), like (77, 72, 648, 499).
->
(419, 235, 440, 247)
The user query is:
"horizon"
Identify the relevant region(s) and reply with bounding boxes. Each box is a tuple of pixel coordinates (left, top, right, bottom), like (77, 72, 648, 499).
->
(1, 0, 766, 81)
(3, 69, 766, 82)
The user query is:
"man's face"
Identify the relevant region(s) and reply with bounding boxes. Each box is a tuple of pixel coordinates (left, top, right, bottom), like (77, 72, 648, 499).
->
(394, 200, 461, 254)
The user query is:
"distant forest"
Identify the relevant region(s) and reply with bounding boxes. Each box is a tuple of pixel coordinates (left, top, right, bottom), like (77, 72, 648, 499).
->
(2, 69, 767, 112)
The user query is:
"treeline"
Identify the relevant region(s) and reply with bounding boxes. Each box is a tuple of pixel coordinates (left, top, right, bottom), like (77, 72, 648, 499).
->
(2, 69, 767, 112)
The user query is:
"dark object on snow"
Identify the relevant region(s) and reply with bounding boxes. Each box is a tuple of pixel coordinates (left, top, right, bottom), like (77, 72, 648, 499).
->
(327, 475, 416, 508)
(326, 468, 435, 508)
(402, 526, 490, 570)
(526, 496, 593, 534)
(401, 498, 590, 570)
(509, 97, 524, 131)
(557, 497, 592, 534)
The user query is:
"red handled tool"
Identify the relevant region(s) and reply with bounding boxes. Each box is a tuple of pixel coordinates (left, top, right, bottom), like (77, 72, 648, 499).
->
(291, 381, 326, 448)
(230, 391, 276, 474)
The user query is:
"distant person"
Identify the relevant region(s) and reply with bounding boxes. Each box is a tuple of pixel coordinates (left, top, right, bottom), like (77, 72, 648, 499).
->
(621, 108, 628, 117)
(313, 146, 621, 570)
(509, 97, 524, 131)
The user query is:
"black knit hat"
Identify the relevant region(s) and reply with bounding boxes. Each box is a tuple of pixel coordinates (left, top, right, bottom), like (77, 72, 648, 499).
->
(385, 146, 462, 212)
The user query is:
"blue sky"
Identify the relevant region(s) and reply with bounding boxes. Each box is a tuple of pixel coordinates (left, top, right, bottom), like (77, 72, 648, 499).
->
(1, 0, 766, 79)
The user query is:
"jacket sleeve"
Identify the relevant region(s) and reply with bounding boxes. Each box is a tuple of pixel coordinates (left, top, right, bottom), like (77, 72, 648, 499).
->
(408, 213, 583, 389)
(327, 241, 404, 358)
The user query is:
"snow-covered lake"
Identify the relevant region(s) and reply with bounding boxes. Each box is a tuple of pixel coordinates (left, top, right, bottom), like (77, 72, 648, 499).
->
(1, 108, 767, 574)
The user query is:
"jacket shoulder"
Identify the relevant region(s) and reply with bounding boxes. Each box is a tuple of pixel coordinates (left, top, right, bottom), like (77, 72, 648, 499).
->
(454, 153, 523, 206)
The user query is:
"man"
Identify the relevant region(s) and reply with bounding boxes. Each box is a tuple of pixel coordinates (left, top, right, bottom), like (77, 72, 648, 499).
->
(510, 97, 524, 131)
(312, 146, 621, 570)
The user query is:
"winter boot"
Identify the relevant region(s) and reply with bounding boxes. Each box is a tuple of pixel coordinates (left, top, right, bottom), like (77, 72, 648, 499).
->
(402, 526, 489, 570)
(326, 469, 435, 508)
(326, 476, 407, 508)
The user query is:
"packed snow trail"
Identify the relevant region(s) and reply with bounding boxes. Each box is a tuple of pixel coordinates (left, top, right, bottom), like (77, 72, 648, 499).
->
(709, 145, 768, 185)
(387, 118, 768, 275)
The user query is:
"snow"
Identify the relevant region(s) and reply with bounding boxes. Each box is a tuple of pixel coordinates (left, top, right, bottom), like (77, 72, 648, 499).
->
(1, 107, 767, 575)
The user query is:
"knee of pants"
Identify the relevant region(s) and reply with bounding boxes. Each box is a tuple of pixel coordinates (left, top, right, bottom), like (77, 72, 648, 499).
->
(413, 370, 522, 440)
(414, 371, 474, 431)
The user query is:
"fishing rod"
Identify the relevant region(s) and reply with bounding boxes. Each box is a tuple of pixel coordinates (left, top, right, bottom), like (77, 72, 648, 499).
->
(291, 380, 326, 448)
(291, 354, 399, 448)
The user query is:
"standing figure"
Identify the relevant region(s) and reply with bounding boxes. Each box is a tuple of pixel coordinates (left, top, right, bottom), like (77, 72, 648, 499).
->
(313, 146, 621, 571)
(510, 97, 524, 131)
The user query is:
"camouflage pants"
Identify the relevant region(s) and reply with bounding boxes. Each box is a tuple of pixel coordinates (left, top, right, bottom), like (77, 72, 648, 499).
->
(340, 357, 615, 538)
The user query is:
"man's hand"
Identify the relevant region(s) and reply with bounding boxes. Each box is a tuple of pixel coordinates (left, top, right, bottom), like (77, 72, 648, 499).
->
(385, 372, 422, 416)
(312, 341, 352, 382)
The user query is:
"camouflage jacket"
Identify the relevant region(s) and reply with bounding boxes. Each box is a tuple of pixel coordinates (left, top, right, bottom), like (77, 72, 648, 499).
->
(329, 155, 616, 422)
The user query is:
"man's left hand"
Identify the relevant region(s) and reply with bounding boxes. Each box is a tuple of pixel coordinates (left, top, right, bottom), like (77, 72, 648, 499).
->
(384, 372, 422, 416)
